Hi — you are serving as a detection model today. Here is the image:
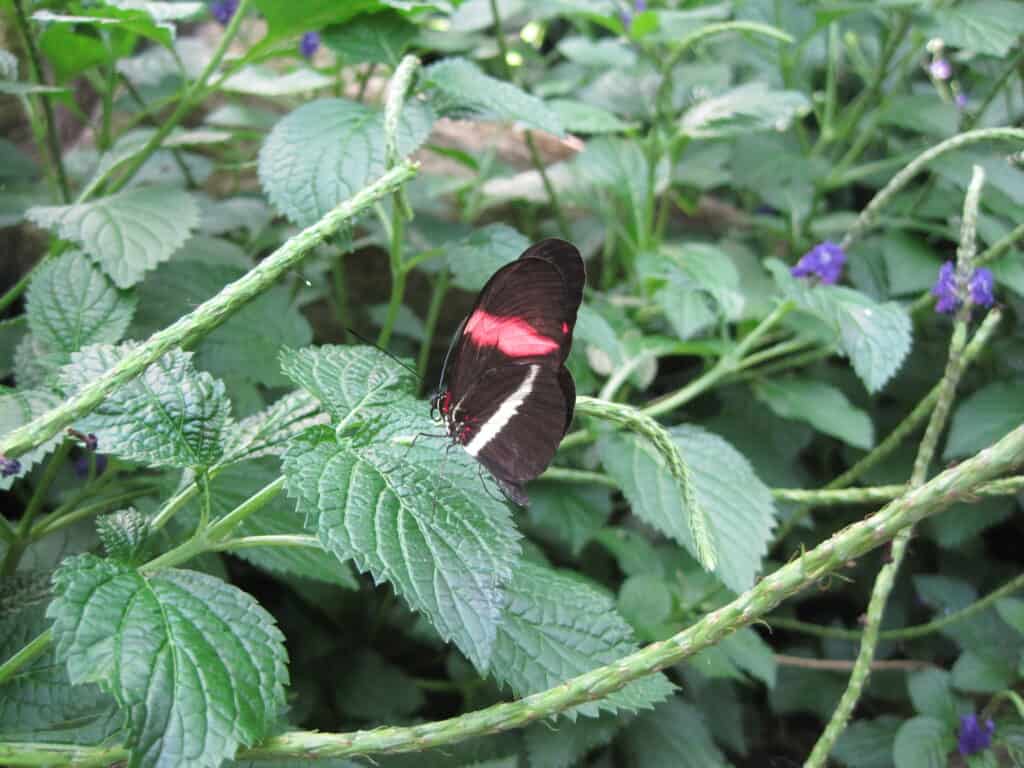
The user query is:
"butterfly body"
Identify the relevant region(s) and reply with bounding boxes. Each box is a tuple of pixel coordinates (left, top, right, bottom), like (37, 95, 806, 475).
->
(432, 239, 585, 506)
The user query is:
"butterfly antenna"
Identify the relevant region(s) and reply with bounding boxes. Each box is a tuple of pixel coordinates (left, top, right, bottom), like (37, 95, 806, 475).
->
(346, 327, 422, 381)
(436, 316, 467, 392)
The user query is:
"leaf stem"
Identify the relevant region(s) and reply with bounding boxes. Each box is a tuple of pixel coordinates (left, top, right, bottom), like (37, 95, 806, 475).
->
(0, 628, 53, 687)
(11, 420, 1022, 764)
(0, 162, 419, 462)
(213, 534, 320, 552)
(1, 440, 71, 576)
(417, 271, 449, 385)
(29, 487, 158, 540)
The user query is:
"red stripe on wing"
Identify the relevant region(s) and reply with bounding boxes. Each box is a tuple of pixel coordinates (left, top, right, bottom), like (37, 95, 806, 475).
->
(464, 310, 561, 357)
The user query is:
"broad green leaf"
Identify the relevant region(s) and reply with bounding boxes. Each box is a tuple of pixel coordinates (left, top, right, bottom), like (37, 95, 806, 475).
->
(879, 94, 959, 138)
(259, 98, 435, 226)
(951, 650, 1014, 693)
(618, 573, 673, 637)
(38, 24, 110, 82)
(524, 712, 622, 768)
(0, 571, 121, 742)
(943, 380, 1024, 459)
(422, 57, 563, 136)
(598, 425, 777, 593)
(620, 697, 729, 768)
(106, 1, 204, 22)
(928, 0, 1024, 56)
(32, 7, 176, 49)
(194, 458, 356, 588)
(923, 497, 1013, 549)
(526, 482, 611, 557)
(282, 424, 521, 671)
(220, 66, 334, 96)
(322, 11, 417, 66)
(996, 597, 1024, 636)
(221, 389, 327, 465)
(548, 99, 636, 134)
(335, 649, 425, 721)
(96, 507, 149, 564)
(26, 187, 199, 288)
(882, 233, 942, 295)
(768, 259, 912, 392)
(366, 303, 425, 342)
(60, 343, 230, 469)
(755, 378, 874, 450)
(251, 0, 378, 40)
(681, 83, 811, 138)
(279, 345, 417, 428)
(0, 316, 27, 379)
(0, 389, 62, 490)
(655, 243, 744, 339)
(718, 628, 777, 688)
(833, 715, 902, 768)
(131, 260, 312, 388)
(571, 137, 652, 227)
(26, 251, 136, 359)
(892, 716, 953, 768)
(557, 36, 637, 68)
(490, 561, 675, 718)
(445, 223, 529, 291)
(908, 668, 957, 724)
(48, 554, 288, 768)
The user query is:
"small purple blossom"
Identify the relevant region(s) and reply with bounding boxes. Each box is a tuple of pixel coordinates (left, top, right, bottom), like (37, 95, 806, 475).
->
(932, 262, 997, 314)
(932, 261, 959, 313)
(790, 241, 846, 285)
(299, 31, 320, 59)
(209, 0, 238, 24)
(73, 454, 108, 479)
(970, 267, 995, 307)
(958, 714, 995, 756)
(930, 57, 952, 80)
(955, 91, 969, 110)
(0, 455, 21, 477)
(620, 0, 645, 28)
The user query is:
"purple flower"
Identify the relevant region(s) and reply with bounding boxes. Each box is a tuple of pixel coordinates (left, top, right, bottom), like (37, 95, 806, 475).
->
(958, 714, 995, 756)
(932, 262, 997, 314)
(955, 91, 969, 110)
(970, 267, 995, 307)
(73, 454, 108, 479)
(299, 31, 320, 59)
(634, 0, 647, 10)
(930, 58, 952, 80)
(932, 261, 959, 313)
(209, 0, 238, 24)
(790, 241, 846, 285)
(0, 455, 21, 477)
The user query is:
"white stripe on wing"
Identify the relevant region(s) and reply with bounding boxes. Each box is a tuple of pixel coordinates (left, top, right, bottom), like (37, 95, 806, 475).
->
(465, 365, 540, 458)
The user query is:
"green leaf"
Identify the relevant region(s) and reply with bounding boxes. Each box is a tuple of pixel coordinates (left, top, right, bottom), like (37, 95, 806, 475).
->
(32, 7, 176, 49)
(951, 650, 1014, 693)
(893, 716, 954, 768)
(422, 57, 563, 136)
(322, 11, 417, 66)
(768, 259, 913, 392)
(598, 424, 777, 593)
(258, 98, 434, 226)
(0, 389, 62, 490)
(548, 99, 636, 134)
(222, 389, 327, 465)
(335, 649, 425, 721)
(48, 554, 288, 768)
(251, 0, 378, 40)
(26, 187, 199, 288)
(220, 66, 334, 96)
(718, 627, 777, 688)
(618, 573, 673, 637)
(490, 561, 674, 718)
(197, 458, 356, 588)
(680, 83, 811, 138)
(755, 378, 874, 449)
(908, 668, 957, 724)
(526, 482, 611, 557)
(97, 508, 150, 564)
(445, 224, 529, 291)
(60, 343, 230, 469)
(944, 380, 1024, 459)
(620, 697, 729, 768)
(996, 597, 1024, 636)
(928, 0, 1024, 56)
(882, 233, 942, 296)
(26, 251, 136, 360)
(557, 36, 637, 68)
(0, 571, 121, 742)
(833, 715, 902, 768)
(131, 260, 312, 388)
(525, 712, 622, 768)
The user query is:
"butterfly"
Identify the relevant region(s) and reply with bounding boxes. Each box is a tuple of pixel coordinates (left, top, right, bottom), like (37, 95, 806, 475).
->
(431, 239, 585, 506)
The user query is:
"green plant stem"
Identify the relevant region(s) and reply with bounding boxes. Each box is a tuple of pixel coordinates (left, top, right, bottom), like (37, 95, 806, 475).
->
(378, 205, 407, 349)
(540, 466, 619, 488)
(806, 165, 987, 767)
(1, 441, 71, 576)
(525, 130, 571, 239)
(0, 628, 53, 687)
(559, 301, 794, 452)
(0, 162, 418, 463)
(774, 307, 1002, 543)
(29, 487, 157, 540)
(9, 0, 70, 202)
(214, 534, 319, 552)
(417, 271, 449, 383)
(839, 127, 1024, 251)
(772, 571, 1024, 642)
(331, 253, 351, 341)
(9, 421, 1023, 765)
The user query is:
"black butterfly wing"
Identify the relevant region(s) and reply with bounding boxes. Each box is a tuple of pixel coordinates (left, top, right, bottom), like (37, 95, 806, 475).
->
(456, 362, 571, 492)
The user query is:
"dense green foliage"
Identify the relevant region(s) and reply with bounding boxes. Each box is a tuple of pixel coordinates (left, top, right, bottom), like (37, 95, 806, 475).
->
(1, 1, 1023, 767)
